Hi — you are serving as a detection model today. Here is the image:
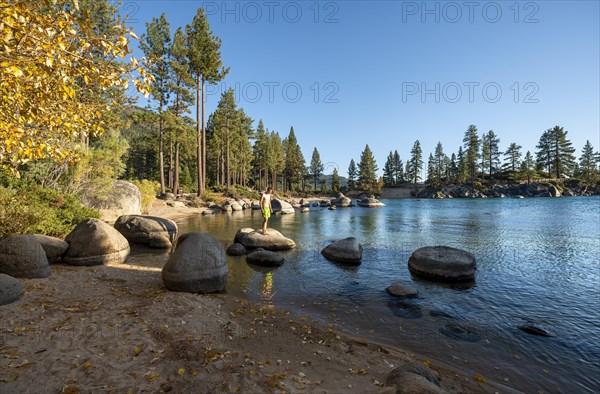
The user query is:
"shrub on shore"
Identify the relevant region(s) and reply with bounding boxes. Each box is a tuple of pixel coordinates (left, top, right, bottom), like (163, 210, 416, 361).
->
(0, 183, 99, 239)
(129, 179, 160, 213)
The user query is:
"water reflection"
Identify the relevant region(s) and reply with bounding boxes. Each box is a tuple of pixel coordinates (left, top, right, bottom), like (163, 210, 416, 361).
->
(156, 197, 600, 394)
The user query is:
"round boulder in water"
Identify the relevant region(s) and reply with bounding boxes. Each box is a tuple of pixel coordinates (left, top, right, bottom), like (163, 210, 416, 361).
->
(114, 215, 177, 249)
(321, 237, 362, 265)
(63, 218, 130, 266)
(386, 282, 418, 298)
(246, 250, 284, 267)
(234, 228, 296, 251)
(0, 274, 23, 305)
(162, 233, 227, 293)
(408, 246, 475, 282)
(0, 235, 51, 278)
(227, 243, 246, 256)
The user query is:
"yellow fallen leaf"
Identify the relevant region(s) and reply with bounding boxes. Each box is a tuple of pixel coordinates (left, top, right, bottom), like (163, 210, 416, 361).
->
(191, 370, 199, 377)
(514, 354, 521, 359)
(474, 374, 486, 382)
(423, 359, 432, 367)
(148, 374, 159, 382)
(82, 362, 92, 370)
(177, 368, 185, 376)
(134, 346, 141, 355)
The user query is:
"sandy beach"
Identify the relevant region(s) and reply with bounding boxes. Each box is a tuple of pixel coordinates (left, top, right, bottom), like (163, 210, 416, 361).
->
(0, 203, 521, 393)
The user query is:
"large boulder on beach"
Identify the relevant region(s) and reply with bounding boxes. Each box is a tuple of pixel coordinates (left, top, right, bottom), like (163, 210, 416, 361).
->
(32, 235, 68, 264)
(234, 228, 296, 251)
(386, 361, 445, 394)
(162, 233, 227, 293)
(80, 180, 141, 222)
(408, 246, 475, 282)
(0, 274, 23, 305)
(0, 235, 51, 278)
(246, 250, 284, 267)
(63, 219, 130, 266)
(231, 203, 243, 211)
(114, 215, 177, 248)
(321, 237, 362, 265)
(271, 199, 295, 214)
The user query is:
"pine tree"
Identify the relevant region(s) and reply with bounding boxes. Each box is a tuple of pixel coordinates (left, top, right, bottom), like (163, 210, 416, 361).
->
(481, 132, 490, 179)
(283, 127, 305, 191)
(520, 151, 537, 184)
(463, 125, 480, 182)
(140, 13, 171, 194)
(358, 144, 379, 193)
(347, 159, 358, 190)
(310, 147, 324, 191)
(535, 129, 553, 176)
(383, 151, 395, 188)
(426, 153, 436, 186)
(407, 140, 423, 185)
(503, 143, 522, 172)
(252, 119, 269, 189)
(167, 27, 195, 195)
(393, 150, 404, 185)
(331, 168, 341, 192)
(484, 130, 501, 176)
(579, 140, 599, 185)
(457, 146, 467, 183)
(536, 126, 576, 179)
(187, 8, 229, 194)
(434, 142, 444, 184)
(449, 153, 458, 183)
(268, 132, 285, 190)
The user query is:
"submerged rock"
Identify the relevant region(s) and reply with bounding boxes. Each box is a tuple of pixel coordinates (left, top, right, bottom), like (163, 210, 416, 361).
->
(162, 233, 227, 293)
(387, 300, 422, 319)
(386, 282, 418, 298)
(114, 215, 177, 248)
(63, 218, 130, 266)
(0, 235, 51, 278)
(234, 228, 296, 251)
(518, 324, 552, 337)
(439, 323, 482, 342)
(246, 250, 284, 266)
(32, 234, 68, 264)
(0, 274, 23, 305)
(226, 243, 246, 256)
(321, 237, 362, 265)
(408, 246, 476, 282)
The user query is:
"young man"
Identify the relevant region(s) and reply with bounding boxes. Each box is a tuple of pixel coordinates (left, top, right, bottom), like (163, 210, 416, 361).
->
(260, 187, 273, 235)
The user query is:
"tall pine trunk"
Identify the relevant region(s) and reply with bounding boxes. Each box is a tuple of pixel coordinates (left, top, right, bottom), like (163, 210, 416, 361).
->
(173, 142, 180, 194)
(159, 108, 166, 195)
(201, 77, 206, 190)
(168, 141, 174, 190)
(196, 74, 202, 196)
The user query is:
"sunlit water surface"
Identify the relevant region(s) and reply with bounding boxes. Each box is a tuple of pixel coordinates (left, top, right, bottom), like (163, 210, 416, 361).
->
(132, 197, 600, 393)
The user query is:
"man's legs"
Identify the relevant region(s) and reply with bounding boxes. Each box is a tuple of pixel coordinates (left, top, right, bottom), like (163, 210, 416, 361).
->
(262, 217, 268, 235)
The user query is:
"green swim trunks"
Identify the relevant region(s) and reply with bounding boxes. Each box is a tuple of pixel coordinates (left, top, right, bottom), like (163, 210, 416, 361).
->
(262, 206, 271, 219)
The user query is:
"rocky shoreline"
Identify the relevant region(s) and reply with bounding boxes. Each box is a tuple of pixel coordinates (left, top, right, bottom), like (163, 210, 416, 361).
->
(415, 182, 600, 199)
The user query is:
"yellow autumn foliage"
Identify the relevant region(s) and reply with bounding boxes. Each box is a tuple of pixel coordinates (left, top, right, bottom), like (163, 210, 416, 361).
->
(0, 0, 153, 176)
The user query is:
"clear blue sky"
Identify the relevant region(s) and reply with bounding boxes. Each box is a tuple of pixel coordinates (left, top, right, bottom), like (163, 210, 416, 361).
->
(121, 0, 599, 176)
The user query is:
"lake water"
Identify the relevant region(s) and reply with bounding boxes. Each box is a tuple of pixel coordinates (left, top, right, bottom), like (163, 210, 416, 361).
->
(139, 197, 600, 393)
